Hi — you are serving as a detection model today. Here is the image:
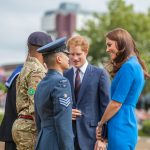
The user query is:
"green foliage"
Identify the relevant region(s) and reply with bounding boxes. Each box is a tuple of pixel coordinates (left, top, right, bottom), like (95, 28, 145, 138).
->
(78, 0, 150, 64)
(141, 53, 150, 94)
(78, 0, 150, 93)
(0, 83, 7, 93)
(0, 113, 4, 124)
(139, 120, 150, 137)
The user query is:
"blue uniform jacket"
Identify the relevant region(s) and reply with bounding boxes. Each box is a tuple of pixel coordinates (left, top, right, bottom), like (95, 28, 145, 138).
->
(64, 64, 110, 150)
(34, 70, 74, 150)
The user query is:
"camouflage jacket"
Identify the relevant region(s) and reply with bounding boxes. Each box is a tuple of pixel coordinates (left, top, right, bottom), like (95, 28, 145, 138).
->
(16, 56, 47, 116)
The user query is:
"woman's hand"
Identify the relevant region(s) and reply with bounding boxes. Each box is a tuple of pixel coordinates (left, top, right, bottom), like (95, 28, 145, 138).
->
(94, 140, 107, 150)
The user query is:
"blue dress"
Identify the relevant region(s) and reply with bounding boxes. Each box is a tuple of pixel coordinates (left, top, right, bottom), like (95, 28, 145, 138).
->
(107, 56, 145, 150)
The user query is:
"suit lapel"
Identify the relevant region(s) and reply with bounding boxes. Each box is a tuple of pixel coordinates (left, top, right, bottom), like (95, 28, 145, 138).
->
(67, 68, 76, 105)
(77, 64, 92, 104)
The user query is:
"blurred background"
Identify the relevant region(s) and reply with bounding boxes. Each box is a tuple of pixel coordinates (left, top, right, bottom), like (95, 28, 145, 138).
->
(0, 0, 150, 149)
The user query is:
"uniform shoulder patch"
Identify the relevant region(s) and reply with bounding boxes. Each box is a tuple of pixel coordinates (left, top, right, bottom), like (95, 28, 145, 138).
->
(59, 79, 68, 84)
(27, 87, 35, 96)
(58, 79, 68, 88)
(59, 97, 71, 107)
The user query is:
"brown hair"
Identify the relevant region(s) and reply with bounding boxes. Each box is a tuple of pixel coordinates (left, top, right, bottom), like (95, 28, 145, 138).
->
(67, 35, 89, 52)
(105, 28, 150, 78)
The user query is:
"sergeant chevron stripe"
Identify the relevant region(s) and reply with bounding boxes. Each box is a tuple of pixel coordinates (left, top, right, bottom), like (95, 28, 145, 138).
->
(59, 97, 71, 107)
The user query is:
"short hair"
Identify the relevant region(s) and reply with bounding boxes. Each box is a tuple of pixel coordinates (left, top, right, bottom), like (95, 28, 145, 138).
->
(43, 53, 57, 67)
(67, 35, 89, 52)
(28, 43, 40, 51)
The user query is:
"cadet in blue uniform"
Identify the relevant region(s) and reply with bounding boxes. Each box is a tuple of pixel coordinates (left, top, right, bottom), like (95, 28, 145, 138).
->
(34, 37, 74, 150)
(95, 28, 150, 150)
(0, 65, 22, 150)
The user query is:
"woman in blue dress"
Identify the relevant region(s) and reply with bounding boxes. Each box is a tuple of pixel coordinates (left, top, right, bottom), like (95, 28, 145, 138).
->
(94, 28, 150, 150)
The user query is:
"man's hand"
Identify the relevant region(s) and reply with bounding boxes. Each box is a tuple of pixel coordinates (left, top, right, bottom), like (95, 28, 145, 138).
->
(94, 140, 106, 150)
(72, 109, 82, 120)
(96, 126, 102, 140)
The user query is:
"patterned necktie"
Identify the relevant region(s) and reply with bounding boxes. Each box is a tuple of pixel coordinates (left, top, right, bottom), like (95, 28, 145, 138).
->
(74, 68, 81, 102)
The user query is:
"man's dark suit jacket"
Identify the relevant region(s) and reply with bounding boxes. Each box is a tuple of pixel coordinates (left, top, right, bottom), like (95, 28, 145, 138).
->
(64, 64, 110, 150)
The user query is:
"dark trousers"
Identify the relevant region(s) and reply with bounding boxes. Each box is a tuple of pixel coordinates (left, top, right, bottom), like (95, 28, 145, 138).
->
(5, 142, 16, 150)
(73, 121, 81, 150)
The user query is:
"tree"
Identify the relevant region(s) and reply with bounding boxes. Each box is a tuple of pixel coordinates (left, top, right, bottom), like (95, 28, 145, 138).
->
(78, 0, 150, 64)
(0, 82, 7, 93)
(78, 0, 150, 93)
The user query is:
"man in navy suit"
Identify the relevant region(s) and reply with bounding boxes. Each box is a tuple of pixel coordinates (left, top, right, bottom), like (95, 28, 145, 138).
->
(64, 35, 110, 150)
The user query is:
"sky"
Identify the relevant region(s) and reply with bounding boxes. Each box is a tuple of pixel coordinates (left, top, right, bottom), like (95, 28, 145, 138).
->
(0, 0, 150, 65)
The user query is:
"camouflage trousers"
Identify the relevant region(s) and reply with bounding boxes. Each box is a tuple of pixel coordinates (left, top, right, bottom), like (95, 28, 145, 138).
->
(12, 118, 37, 150)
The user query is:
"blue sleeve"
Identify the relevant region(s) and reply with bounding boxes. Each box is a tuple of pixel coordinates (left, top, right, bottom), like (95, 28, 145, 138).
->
(52, 78, 74, 150)
(99, 69, 111, 118)
(111, 64, 134, 103)
(34, 91, 41, 133)
(98, 69, 110, 138)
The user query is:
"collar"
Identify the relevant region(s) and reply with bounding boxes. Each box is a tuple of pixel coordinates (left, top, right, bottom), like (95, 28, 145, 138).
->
(5, 65, 23, 88)
(47, 69, 62, 76)
(73, 60, 88, 74)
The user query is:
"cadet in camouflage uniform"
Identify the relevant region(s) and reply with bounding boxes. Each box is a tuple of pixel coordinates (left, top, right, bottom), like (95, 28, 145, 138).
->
(12, 32, 52, 150)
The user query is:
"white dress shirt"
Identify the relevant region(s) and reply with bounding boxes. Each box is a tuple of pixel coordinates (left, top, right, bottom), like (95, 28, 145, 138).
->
(73, 60, 88, 87)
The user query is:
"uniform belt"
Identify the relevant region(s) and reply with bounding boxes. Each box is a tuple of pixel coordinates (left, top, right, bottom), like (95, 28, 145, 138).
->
(18, 115, 33, 120)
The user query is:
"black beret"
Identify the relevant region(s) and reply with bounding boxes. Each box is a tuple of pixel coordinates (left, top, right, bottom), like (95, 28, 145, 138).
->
(28, 31, 52, 47)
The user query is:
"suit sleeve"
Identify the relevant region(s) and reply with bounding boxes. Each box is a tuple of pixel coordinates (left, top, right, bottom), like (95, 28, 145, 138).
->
(99, 69, 111, 117)
(34, 91, 41, 133)
(98, 69, 110, 139)
(52, 78, 74, 150)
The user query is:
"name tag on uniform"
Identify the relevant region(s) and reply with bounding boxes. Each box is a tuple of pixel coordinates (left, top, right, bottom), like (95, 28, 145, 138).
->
(59, 97, 71, 107)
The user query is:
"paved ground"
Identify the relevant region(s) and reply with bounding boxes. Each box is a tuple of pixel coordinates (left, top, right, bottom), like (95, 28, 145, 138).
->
(0, 137, 150, 150)
(136, 137, 150, 150)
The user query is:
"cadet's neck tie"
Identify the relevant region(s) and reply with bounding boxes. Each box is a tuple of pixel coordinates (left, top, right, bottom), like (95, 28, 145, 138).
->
(74, 68, 81, 102)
